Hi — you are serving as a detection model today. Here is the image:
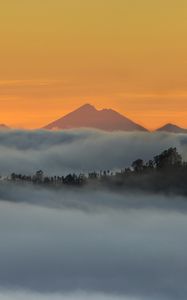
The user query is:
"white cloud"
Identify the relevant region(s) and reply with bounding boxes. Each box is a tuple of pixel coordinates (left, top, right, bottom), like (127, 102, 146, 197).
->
(0, 290, 140, 300)
(0, 198, 186, 299)
(0, 130, 186, 300)
(0, 129, 186, 176)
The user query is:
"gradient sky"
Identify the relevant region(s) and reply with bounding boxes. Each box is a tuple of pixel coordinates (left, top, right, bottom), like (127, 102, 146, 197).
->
(0, 0, 187, 129)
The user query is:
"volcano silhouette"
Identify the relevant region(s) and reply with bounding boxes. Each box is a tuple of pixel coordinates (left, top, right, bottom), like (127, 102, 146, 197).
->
(44, 104, 147, 132)
(156, 123, 187, 134)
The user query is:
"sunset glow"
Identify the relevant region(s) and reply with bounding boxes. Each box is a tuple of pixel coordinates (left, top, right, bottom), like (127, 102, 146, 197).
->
(1, 0, 187, 129)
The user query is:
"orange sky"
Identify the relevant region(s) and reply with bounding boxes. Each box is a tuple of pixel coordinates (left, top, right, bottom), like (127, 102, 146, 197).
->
(0, 0, 187, 130)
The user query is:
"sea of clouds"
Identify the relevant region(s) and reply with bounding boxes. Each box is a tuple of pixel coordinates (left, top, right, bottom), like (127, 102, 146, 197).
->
(0, 290, 140, 300)
(0, 129, 186, 175)
(0, 194, 187, 300)
(0, 129, 187, 300)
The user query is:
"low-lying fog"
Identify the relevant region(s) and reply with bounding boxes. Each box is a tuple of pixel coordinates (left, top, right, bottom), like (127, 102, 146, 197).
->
(0, 185, 187, 300)
(0, 129, 186, 175)
(0, 130, 187, 300)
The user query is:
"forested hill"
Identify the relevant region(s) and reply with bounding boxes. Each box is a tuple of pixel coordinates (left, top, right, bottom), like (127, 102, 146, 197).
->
(6, 148, 187, 196)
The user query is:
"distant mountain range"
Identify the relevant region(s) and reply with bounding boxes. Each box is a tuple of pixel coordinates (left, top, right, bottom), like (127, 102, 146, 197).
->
(0, 105, 187, 133)
(44, 104, 147, 132)
(156, 123, 187, 134)
(44, 104, 187, 133)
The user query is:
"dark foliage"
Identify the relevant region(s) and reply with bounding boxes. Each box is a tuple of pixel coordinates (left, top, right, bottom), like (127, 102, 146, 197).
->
(8, 147, 187, 196)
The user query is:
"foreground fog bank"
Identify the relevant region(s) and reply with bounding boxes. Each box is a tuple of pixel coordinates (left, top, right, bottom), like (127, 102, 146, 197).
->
(0, 291, 139, 300)
(1, 129, 187, 300)
(1, 181, 187, 212)
(0, 196, 187, 300)
(0, 129, 187, 175)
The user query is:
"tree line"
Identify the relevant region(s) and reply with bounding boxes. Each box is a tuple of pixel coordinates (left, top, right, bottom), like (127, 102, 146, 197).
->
(9, 147, 187, 195)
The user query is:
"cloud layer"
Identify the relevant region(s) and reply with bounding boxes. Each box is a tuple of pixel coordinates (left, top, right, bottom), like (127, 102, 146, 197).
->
(0, 290, 139, 300)
(0, 129, 187, 176)
(0, 193, 187, 300)
(0, 130, 187, 300)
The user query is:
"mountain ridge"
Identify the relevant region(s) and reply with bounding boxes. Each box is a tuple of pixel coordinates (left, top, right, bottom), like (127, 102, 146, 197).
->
(156, 123, 187, 134)
(43, 103, 148, 132)
(43, 104, 187, 133)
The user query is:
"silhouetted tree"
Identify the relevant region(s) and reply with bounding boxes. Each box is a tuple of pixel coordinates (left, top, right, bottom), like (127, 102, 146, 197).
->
(132, 159, 144, 172)
(34, 170, 44, 183)
(11, 173, 16, 180)
(88, 172, 98, 179)
(154, 147, 182, 169)
(146, 160, 154, 170)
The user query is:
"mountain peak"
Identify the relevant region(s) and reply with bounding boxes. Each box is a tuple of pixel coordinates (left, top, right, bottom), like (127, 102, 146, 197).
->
(163, 123, 177, 128)
(157, 123, 187, 133)
(44, 103, 147, 132)
(76, 103, 97, 112)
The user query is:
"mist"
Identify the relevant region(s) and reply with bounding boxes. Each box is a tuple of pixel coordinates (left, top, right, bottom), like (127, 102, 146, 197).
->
(0, 129, 186, 175)
(0, 190, 187, 300)
(0, 290, 138, 300)
(1, 181, 187, 213)
(0, 129, 187, 300)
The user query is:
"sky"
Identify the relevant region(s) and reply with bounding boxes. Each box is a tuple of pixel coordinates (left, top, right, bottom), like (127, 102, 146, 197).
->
(0, 0, 187, 129)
